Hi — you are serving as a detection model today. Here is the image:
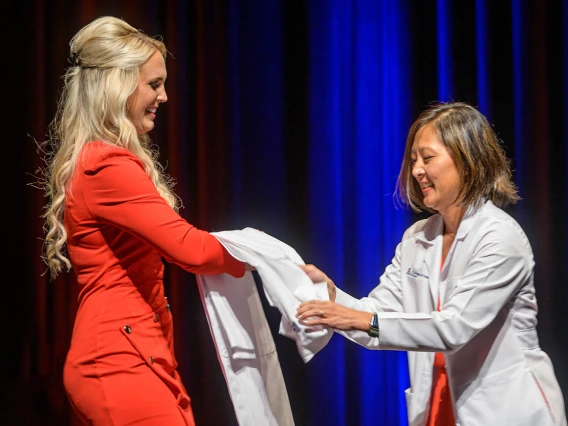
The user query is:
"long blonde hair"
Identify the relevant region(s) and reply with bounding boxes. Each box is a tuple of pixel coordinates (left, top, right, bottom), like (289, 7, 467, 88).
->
(44, 16, 179, 278)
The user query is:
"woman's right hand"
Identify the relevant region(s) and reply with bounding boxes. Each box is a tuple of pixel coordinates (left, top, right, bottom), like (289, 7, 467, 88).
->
(300, 264, 337, 302)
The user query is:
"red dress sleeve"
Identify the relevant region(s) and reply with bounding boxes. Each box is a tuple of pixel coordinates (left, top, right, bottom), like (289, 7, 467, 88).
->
(79, 144, 245, 278)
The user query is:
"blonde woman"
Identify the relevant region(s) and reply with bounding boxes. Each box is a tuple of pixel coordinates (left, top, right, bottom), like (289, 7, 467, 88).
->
(44, 16, 245, 425)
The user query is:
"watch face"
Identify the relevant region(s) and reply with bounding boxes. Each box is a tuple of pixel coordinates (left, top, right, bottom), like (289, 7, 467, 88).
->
(372, 314, 379, 328)
(368, 314, 379, 337)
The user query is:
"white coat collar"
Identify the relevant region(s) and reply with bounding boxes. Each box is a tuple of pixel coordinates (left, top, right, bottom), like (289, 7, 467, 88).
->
(413, 200, 489, 244)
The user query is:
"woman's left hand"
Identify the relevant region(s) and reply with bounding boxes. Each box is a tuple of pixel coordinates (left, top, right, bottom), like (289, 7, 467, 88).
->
(296, 300, 373, 331)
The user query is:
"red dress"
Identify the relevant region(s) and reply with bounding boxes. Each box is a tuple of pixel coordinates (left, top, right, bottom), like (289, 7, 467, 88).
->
(426, 274, 456, 425)
(63, 141, 245, 425)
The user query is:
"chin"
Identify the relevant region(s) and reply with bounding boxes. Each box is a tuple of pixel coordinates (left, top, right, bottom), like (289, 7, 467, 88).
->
(136, 124, 154, 135)
(422, 198, 435, 210)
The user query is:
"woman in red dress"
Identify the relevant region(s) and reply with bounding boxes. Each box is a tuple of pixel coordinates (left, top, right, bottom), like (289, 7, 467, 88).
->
(43, 16, 245, 425)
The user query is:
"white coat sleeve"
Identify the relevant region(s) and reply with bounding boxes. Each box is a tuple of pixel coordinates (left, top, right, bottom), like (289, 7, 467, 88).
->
(338, 222, 533, 353)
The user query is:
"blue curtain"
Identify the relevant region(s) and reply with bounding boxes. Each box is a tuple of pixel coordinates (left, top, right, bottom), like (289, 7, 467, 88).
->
(307, 1, 411, 425)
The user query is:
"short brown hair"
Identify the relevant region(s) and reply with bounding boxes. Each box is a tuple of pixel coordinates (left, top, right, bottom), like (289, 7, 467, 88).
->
(396, 102, 519, 213)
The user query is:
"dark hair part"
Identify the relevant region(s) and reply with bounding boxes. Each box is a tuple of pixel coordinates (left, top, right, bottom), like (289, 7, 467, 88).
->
(396, 102, 519, 213)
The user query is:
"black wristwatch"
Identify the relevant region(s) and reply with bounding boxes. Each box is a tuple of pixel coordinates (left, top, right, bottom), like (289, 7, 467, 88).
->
(368, 313, 379, 338)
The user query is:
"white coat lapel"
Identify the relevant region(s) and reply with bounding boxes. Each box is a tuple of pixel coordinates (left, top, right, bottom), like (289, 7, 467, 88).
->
(438, 203, 480, 304)
(414, 215, 444, 309)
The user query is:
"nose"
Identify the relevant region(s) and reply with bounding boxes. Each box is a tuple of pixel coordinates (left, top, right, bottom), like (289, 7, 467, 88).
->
(157, 87, 168, 103)
(411, 160, 424, 179)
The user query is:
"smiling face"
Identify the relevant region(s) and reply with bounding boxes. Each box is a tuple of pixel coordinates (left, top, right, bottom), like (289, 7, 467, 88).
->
(410, 123, 463, 217)
(127, 50, 168, 134)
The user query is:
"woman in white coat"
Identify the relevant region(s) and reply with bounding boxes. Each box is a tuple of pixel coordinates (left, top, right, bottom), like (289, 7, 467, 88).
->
(296, 102, 566, 426)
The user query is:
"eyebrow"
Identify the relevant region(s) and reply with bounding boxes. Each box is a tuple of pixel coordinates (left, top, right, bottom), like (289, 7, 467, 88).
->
(410, 146, 432, 154)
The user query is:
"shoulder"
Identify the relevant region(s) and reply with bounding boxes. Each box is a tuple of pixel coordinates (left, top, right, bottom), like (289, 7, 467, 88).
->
(476, 201, 526, 238)
(401, 213, 442, 242)
(78, 141, 144, 174)
(471, 201, 532, 256)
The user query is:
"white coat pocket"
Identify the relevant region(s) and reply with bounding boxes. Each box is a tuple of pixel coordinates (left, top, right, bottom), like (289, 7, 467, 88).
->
(456, 361, 555, 426)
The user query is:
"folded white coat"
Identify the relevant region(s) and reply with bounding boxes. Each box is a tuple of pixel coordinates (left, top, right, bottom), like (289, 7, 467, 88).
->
(196, 227, 332, 426)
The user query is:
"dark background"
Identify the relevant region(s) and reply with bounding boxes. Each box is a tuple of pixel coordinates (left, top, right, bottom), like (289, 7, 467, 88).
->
(3, 0, 567, 425)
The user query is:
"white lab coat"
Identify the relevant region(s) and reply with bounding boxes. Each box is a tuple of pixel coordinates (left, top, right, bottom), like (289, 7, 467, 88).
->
(337, 200, 567, 426)
(196, 228, 332, 426)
